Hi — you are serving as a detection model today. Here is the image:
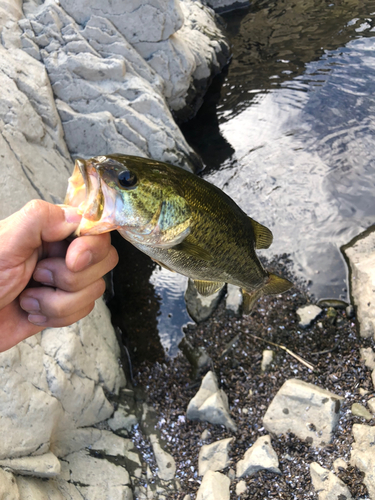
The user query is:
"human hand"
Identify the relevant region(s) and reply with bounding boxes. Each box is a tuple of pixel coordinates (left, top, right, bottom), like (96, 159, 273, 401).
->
(0, 200, 119, 352)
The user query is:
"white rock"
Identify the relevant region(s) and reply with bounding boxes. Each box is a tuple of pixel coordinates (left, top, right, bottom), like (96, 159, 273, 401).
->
(186, 371, 237, 431)
(236, 435, 280, 478)
(360, 347, 375, 370)
(235, 480, 247, 496)
(263, 379, 343, 446)
(296, 304, 322, 328)
(198, 437, 234, 476)
(196, 470, 230, 500)
(225, 284, 243, 314)
(261, 350, 274, 371)
(342, 228, 375, 338)
(350, 424, 375, 499)
(108, 406, 138, 432)
(149, 434, 176, 481)
(0, 452, 60, 478)
(310, 462, 353, 500)
(0, 467, 19, 499)
(368, 397, 375, 414)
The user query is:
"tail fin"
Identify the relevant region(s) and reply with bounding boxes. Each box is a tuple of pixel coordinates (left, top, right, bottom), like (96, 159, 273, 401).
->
(242, 273, 293, 315)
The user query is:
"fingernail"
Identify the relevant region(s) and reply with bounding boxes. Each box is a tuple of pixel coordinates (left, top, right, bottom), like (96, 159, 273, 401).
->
(33, 268, 54, 285)
(60, 205, 82, 224)
(28, 314, 47, 325)
(73, 250, 93, 272)
(20, 297, 40, 314)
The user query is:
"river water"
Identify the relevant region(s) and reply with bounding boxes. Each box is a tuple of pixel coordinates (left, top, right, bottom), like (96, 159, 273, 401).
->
(110, 0, 375, 360)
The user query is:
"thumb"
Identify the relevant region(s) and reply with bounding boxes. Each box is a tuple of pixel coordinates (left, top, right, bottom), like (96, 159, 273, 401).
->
(1, 200, 82, 264)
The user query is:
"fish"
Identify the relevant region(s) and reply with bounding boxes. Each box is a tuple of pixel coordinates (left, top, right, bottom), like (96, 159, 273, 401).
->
(65, 154, 293, 313)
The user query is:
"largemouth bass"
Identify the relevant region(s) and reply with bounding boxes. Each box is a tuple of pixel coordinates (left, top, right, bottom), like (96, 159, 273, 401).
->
(65, 154, 292, 312)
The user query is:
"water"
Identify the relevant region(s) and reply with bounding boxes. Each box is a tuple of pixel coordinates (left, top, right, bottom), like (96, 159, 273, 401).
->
(111, 0, 375, 359)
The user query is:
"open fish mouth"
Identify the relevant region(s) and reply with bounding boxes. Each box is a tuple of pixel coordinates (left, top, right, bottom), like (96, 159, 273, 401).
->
(65, 158, 119, 236)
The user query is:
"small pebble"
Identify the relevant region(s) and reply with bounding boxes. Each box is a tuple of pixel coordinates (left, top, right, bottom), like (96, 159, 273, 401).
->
(359, 388, 369, 396)
(346, 304, 355, 318)
(351, 403, 373, 420)
(333, 458, 348, 472)
(200, 429, 211, 441)
(228, 468, 236, 480)
(236, 480, 247, 495)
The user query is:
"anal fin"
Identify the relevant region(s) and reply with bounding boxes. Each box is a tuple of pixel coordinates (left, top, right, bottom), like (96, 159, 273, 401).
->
(193, 280, 225, 296)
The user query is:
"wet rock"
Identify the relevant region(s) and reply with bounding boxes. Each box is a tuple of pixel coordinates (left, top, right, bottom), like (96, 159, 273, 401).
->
(263, 379, 343, 446)
(198, 437, 234, 476)
(150, 434, 176, 481)
(186, 371, 237, 431)
(205, 0, 250, 13)
(0, 452, 60, 478)
(360, 347, 375, 370)
(196, 470, 230, 500)
(326, 307, 338, 325)
(225, 284, 243, 315)
(310, 462, 353, 500)
(185, 278, 225, 323)
(261, 349, 274, 372)
(236, 435, 280, 478)
(342, 227, 375, 338)
(317, 299, 348, 310)
(179, 337, 212, 378)
(351, 424, 375, 499)
(108, 406, 138, 433)
(296, 304, 323, 328)
(351, 403, 373, 420)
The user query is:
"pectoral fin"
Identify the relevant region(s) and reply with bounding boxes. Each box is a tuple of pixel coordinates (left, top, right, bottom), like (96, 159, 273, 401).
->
(193, 280, 225, 296)
(250, 218, 273, 249)
(172, 239, 213, 261)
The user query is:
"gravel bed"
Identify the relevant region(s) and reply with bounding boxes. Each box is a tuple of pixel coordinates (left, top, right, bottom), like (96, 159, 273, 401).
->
(131, 257, 374, 499)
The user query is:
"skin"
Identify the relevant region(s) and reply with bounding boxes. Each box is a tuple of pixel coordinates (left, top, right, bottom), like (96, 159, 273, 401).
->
(0, 200, 119, 353)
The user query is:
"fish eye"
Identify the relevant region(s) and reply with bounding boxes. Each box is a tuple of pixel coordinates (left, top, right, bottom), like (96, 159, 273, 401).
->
(118, 170, 137, 189)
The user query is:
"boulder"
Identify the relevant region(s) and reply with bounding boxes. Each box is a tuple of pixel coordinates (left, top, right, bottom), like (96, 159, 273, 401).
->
(196, 470, 230, 500)
(342, 227, 375, 338)
(263, 379, 343, 446)
(198, 437, 234, 476)
(187, 371, 237, 431)
(236, 435, 280, 478)
(310, 462, 353, 500)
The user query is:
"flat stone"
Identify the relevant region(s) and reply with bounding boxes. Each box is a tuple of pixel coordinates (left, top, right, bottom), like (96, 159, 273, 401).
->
(296, 304, 322, 328)
(310, 462, 353, 500)
(0, 452, 60, 478)
(351, 424, 375, 499)
(263, 379, 343, 446)
(351, 403, 373, 420)
(198, 437, 234, 476)
(186, 371, 237, 432)
(360, 347, 375, 370)
(196, 470, 230, 500)
(149, 434, 176, 481)
(342, 227, 375, 338)
(261, 350, 274, 372)
(236, 435, 280, 478)
(107, 406, 138, 432)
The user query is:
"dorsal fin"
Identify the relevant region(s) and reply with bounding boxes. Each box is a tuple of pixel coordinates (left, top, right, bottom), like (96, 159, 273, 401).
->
(250, 218, 273, 249)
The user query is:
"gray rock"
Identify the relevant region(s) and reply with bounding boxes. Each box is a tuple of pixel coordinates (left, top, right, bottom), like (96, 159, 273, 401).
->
(0, 452, 60, 478)
(261, 350, 274, 372)
(225, 284, 243, 315)
(108, 406, 138, 432)
(310, 462, 353, 500)
(351, 424, 375, 499)
(263, 379, 343, 446)
(360, 347, 375, 370)
(198, 437, 234, 476)
(186, 371, 237, 431)
(185, 278, 224, 323)
(342, 227, 375, 338)
(236, 435, 280, 478)
(296, 304, 323, 328)
(150, 434, 176, 481)
(196, 470, 230, 500)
